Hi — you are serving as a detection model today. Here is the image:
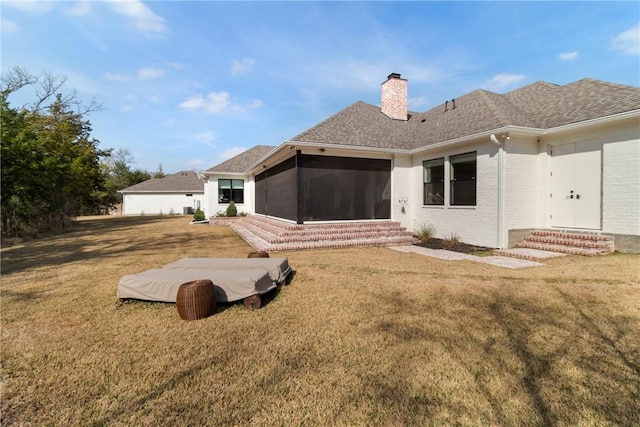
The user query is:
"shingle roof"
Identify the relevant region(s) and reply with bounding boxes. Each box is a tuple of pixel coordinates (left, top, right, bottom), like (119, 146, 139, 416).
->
(120, 171, 203, 193)
(206, 145, 276, 173)
(291, 78, 640, 150)
(206, 78, 639, 174)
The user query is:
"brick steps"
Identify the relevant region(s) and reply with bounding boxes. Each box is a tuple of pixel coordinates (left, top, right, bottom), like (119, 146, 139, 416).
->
(497, 230, 615, 258)
(226, 215, 418, 252)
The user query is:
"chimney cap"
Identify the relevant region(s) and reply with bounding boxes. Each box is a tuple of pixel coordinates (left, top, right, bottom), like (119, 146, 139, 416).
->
(387, 73, 402, 80)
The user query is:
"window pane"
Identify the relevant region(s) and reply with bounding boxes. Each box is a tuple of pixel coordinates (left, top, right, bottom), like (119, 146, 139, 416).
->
(219, 188, 231, 203)
(451, 180, 476, 205)
(423, 158, 444, 205)
(424, 183, 445, 205)
(232, 179, 244, 189)
(450, 152, 476, 206)
(218, 179, 231, 189)
(231, 189, 244, 204)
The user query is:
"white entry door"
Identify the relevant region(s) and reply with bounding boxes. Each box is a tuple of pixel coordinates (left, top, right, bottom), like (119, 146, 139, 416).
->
(550, 141, 602, 229)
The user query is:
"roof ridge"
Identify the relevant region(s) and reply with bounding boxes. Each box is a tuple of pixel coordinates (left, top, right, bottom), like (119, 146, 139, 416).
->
(475, 89, 514, 127)
(567, 77, 640, 93)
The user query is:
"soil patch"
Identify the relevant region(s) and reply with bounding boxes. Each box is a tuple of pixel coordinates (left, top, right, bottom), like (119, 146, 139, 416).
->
(415, 238, 492, 254)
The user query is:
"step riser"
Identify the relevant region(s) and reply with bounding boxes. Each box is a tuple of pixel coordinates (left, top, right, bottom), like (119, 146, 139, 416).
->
(530, 230, 614, 242)
(244, 223, 410, 238)
(228, 215, 416, 252)
(523, 236, 614, 250)
(515, 242, 612, 256)
(496, 229, 616, 260)
(242, 216, 404, 230)
(233, 224, 414, 244)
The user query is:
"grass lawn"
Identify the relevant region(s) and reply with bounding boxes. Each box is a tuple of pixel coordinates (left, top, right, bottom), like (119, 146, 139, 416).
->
(1, 216, 639, 426)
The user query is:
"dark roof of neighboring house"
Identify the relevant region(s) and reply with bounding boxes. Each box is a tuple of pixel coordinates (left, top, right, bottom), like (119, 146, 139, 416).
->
(206, 145, 276, 173)
(291, 78, 640, 150)
(120, 171, 203, 193)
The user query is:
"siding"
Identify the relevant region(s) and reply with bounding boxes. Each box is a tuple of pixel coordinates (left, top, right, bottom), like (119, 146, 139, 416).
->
(123, 193, 204, 216)
(602, 123, 640, 235)
(392, 154, 412, 229)
(504, 137, 540, 230)
(411, 142, 499, 248)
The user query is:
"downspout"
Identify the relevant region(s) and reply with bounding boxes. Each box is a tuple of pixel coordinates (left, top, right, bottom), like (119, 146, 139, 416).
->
(490, 134, 505, 248)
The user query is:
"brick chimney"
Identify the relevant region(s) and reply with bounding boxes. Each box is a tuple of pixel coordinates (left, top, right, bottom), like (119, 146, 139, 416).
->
(381, 73, 408, 120)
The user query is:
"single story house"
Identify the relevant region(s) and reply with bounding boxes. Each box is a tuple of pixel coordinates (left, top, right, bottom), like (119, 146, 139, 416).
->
(201, 74, 640, 251)
(120, 171, 205, 216)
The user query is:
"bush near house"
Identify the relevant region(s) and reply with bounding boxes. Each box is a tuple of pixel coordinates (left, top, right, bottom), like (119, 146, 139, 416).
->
(225, 201, 237, 217)
(193, 208, 205, 221)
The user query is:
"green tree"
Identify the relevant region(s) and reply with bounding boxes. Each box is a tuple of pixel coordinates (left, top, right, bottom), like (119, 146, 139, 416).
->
(1, 67, 108, 236)
(100, 148, 152, 208)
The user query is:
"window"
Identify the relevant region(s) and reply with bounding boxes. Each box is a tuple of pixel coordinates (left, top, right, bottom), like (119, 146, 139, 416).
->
(450, 152, 476, 206)
(423, 158, 445, 205)
(218, 179, 244, 204)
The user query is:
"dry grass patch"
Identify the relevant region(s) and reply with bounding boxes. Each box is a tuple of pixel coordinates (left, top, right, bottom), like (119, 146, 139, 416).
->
(2, 216, 639, 426)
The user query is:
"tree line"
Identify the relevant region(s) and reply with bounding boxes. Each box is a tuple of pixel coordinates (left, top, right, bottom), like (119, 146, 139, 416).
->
(1, 67, 164, 238)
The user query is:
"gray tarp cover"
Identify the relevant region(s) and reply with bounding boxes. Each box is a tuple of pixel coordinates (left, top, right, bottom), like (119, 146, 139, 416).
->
(117, 268, 276, 303)
(163, 257, 291, 283)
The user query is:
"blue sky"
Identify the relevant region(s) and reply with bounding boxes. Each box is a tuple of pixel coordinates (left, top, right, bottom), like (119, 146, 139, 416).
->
(2, 1, 639, 173)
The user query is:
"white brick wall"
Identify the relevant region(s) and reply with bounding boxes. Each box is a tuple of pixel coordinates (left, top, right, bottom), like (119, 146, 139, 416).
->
(122, 193, 205, 216)
(392, 154, 412, 229)
(205, 176, 251, 217)
(504, 137, 540, 230)
(602, 124, 640, 235)
(535, 118, 639, 236)
(410, 142, 500, 248)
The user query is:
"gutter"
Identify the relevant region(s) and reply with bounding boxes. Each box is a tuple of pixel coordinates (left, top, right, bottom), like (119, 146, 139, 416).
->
(490, 134, 506, 249)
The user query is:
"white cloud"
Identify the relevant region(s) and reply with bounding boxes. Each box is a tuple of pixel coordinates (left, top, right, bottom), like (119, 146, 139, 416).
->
(169, 62, 187, 70)
(219, 146, 248, 161)
(559, 51, 579, 61)
(408, 96, 428, 110)
(104, 72, 132, 81)
(195, 131, 217, 143)
(611, 23, 640, 55)
(137, 67, 165, 80)
(121, 105, 133, 112)
(1, 19, 18, 33)
(179, 91, 263, 114)
(231, 58, 256, 76)
(107, 0, 168, 36)
(180, 91, 230, 113)
(483, 73, 526, 92)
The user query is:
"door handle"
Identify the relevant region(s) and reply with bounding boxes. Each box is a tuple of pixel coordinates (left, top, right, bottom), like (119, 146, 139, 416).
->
(576, 194, 581, 200)
(566, 190, 574, 200)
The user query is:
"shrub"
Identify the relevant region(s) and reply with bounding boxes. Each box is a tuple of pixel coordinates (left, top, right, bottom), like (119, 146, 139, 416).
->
(444, 232, 461, 248)
(193, 208, 205, 221)
(416, 223, 436, 242)
(225, 201, 237, 217)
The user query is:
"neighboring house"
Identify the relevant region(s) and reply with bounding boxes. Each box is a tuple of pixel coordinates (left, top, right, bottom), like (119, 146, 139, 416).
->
(120, 171, 205, 216)
(202, 74, 640, 251)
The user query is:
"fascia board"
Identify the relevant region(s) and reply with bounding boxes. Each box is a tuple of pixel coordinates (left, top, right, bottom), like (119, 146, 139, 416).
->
(542, 109, 640, 136)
